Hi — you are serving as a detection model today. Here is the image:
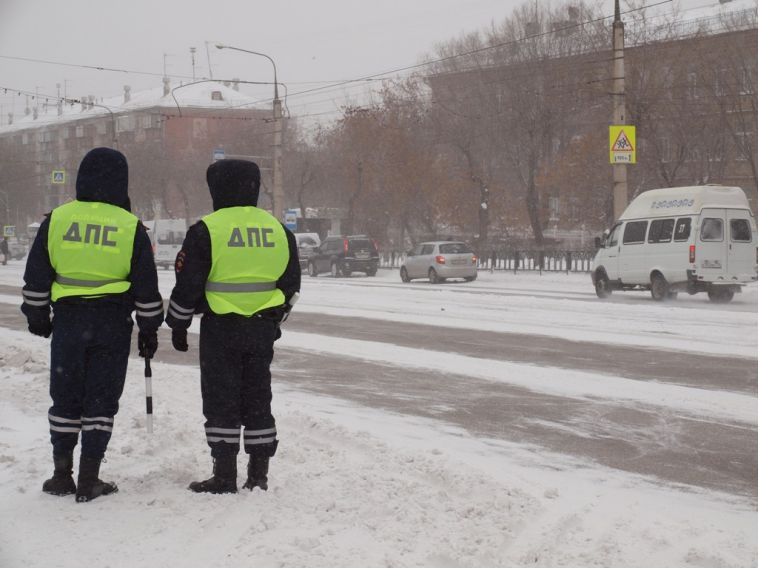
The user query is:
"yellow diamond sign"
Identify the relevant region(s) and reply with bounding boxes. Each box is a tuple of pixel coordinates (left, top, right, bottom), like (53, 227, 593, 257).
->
(609, 125, 636, 164)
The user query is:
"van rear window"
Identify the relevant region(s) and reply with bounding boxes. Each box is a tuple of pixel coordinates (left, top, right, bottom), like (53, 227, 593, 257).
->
(674, 218, 691, 241)
(730, 219, 752, 242)
(622, 221, 647, 244)
(648, 219, 674, 243)
(700, 218, 723, 242)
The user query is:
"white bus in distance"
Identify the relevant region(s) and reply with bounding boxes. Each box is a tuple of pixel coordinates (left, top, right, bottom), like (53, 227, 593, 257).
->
(592, 185, 758, 303)
(144, 219, 187, 270)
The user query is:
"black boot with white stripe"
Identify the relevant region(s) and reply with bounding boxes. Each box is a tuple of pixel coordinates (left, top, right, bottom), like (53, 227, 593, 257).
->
(75, 457, 118, 502)
(42, 452, 76, 496)
(189, 454, 238, 494)
(242, 455, 269, 491)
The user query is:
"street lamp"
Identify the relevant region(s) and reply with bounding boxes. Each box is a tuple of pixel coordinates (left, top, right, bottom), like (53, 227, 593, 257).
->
(216, 43, 284, 220)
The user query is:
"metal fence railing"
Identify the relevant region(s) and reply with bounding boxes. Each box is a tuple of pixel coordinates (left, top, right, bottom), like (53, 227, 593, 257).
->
(379, 250, 595, 273)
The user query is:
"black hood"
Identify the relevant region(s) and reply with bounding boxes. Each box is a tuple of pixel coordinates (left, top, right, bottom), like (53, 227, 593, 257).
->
(75, 147, 130, 211)
(206, 159, 260, 211)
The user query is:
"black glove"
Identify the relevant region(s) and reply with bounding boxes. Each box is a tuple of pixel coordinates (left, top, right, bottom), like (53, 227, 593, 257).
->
(171, 328, 188, 352)
(28, 316, 52, 338)
(138, 330, 158, 359)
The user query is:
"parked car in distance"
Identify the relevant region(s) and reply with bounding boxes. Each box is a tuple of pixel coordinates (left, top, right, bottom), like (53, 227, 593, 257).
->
(307, 235, 379, 277)
(400, 241, 478, 283)
(294, 232, 321, 271)
(592, 185, 758, 302)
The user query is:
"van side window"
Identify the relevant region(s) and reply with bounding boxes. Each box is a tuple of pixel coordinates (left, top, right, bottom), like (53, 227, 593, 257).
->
(648, 219, 675, 243)
(730, 219, 752, 242)
(622, 221, 647, 244)
(674, 218, 691, 241)
(700, 218, 723, 242)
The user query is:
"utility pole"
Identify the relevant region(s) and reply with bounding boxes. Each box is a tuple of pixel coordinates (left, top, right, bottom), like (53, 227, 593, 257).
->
(612, 0, 628, 220)
(272, 87, 283, 221)
(190, 47, 197, 81)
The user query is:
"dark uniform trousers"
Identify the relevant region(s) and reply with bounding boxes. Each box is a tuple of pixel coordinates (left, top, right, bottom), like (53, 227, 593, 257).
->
(199, 312, 279, 459)
(48, 303, 133, 459)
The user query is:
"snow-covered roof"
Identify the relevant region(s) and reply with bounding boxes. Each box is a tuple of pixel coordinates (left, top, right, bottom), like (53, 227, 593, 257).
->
(620, 185, 752, 220)
(0, 81, 266, 135)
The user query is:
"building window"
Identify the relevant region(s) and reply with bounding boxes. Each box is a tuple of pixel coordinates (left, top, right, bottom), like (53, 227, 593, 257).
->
(193, 118, 208, 140)
(735, 132, 751, 161)
(740, 68, 753, 95)
(22, 133, 29, 144)
(96, 121, 107, 135)
(117, 115, 135, 133)
(658, 137, 671, 163)
(687, 72, 698, 99)
(76, 125, 84, 138)
(548, 196, 560, 221)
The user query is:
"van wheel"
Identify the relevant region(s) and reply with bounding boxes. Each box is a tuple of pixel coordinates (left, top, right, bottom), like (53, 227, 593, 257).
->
(708, 287, 734, 304)
(366, 267, 377, 277)
(595, 273, 612, 298)
(428, 268, 440, 284)
(308, 262, 318, 277)
(650, 273, 669, 301)
(400, 267, 410, 282)
(331, 262, 341, 278)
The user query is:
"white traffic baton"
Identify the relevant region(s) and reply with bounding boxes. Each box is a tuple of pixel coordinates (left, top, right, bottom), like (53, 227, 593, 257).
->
(144, 357, 154, 434)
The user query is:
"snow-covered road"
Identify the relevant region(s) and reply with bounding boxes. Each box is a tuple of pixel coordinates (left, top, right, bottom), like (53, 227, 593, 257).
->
(1, 261, 757, 567)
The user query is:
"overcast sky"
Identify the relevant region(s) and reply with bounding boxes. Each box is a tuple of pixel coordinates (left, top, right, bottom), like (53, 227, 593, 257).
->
(0, 0, 720, 125)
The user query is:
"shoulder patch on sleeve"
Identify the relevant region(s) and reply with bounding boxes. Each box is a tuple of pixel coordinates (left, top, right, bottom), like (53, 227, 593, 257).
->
(175, 250, 186, 273)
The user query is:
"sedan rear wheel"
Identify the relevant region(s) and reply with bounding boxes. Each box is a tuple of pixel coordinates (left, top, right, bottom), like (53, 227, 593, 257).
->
(400, 267, 410, 283)
(428, 268, 440, 284)
(331, 262, 341, 278)
(308, 262, 318, 277)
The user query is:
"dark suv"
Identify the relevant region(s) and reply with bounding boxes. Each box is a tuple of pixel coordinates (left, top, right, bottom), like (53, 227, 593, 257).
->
(307, 235, 379, 277)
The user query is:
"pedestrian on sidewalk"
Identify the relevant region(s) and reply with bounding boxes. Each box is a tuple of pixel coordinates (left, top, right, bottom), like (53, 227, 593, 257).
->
(167, 159, 300, 494)
(21, 147, 164, 502)
(1, 236, 9, 265)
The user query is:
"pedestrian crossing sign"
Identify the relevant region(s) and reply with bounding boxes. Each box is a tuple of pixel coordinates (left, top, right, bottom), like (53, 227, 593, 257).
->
(609, 126, 636, 164)
(51, 170, 66, 184)
(3, 225, 14, 237)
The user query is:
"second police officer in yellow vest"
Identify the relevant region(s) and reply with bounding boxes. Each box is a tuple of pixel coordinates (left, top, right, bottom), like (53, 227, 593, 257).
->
(166, 159, 300, 494)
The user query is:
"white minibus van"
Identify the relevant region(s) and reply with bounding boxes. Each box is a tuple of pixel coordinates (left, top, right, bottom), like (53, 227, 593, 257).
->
(592, 185, 757, 303)
(144, 219, 187, 270)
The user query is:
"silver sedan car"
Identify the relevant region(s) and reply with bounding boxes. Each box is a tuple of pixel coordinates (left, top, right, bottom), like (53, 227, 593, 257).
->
(400, 241, 478, 283)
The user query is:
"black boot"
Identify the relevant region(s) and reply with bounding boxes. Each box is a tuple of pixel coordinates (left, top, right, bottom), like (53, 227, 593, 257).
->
(42, 452, 76, 496)
(75, 457, 118, 503)
(189, 454, 238, 494)
(242, 455, 269, 491)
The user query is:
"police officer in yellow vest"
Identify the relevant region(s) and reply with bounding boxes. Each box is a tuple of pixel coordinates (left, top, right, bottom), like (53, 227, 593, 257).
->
(21, 148, 164, 502)
(167, 159, 300, 494)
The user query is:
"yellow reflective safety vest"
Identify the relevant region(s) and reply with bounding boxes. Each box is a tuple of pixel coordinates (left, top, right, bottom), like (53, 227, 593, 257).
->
(48, 200, 137, 301)
(203, 206, 289, 316)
